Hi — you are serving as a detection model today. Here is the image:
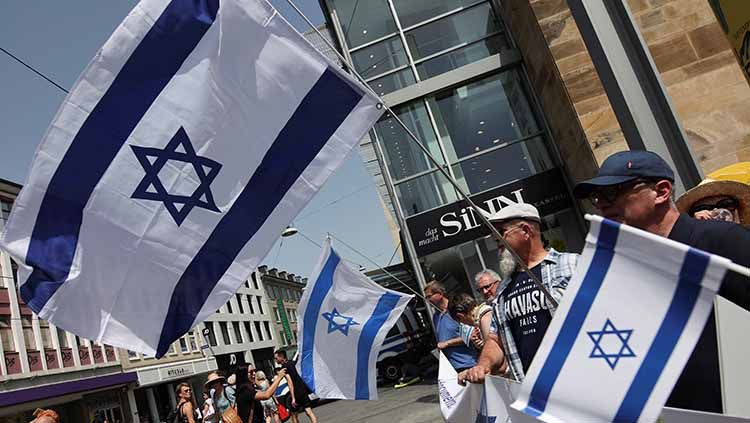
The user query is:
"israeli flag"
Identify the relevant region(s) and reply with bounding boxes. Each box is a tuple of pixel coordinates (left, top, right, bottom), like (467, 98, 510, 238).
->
(0, 0, 382, 357)
(296, 239, 412, 400)
(512, 215, 733, 423)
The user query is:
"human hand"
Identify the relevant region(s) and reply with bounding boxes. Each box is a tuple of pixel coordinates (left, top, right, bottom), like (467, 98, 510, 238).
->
(437, 341, 446, 350)
(693, 210, 713, 221)
(465, 364, 490, 384)
(470, 327, 484, 350)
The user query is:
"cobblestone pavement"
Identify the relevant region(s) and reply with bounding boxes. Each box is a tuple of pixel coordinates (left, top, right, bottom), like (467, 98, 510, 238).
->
(292, 380, 443, 423)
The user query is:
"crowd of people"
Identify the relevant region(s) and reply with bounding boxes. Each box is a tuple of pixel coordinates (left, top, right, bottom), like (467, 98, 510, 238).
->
(430, 151, 750, 415)
(167, 349, 318, 423)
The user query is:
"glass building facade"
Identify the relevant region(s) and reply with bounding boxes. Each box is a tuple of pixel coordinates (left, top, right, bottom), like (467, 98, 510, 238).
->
(321, 0, 585, 297)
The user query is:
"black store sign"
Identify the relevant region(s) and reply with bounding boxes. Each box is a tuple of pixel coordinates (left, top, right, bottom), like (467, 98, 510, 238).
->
(216, 352, 247, 372)
(406, 168, 571, 257)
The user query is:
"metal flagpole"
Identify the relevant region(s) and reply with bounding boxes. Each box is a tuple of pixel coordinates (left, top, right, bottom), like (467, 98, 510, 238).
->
(283, 0, 558, 307)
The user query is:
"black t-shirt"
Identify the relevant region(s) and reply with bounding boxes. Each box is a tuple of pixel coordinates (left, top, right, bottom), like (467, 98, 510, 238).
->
(283, 361, 310, 398)
(501, 264, 552, 372)
(667, 214, 750, 414)
(236, 384, 256, 423)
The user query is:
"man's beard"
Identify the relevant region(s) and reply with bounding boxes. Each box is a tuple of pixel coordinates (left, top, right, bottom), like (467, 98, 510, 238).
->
(498, 248, 518, 280)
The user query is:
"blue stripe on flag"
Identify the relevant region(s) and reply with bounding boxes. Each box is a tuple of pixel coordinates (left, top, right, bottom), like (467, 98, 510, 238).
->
(614, 247, 710, 422)
(356, 292, 401, 399)
(524, 219, 620, 417)
(155, 69, 363, 357)
(20, 0, 220, 312)
(299, 250, 340, 393)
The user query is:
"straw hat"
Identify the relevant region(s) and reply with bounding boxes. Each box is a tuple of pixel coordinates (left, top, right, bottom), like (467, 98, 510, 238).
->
(204, 372, 226, 388)
(676, 178, 750, 223)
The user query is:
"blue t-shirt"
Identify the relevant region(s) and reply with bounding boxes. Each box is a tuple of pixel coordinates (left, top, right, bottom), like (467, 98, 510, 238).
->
(502, 264, 552, 372)
(433, 310, 477, 369)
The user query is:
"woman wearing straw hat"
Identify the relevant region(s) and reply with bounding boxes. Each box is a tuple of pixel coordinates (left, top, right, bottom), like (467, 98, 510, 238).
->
(676, 178, 750, 225)
(205, 372, 236, 419)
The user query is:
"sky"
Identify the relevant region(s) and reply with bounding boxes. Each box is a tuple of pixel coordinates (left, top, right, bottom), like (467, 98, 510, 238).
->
(0, 1, 398, 279)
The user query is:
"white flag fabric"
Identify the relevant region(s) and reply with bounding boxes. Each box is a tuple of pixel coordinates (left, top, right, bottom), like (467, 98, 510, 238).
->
(512, 215, 732, 423)
(296, 239, 412, 400)
(438, 350, 528, 423)
(0, 0, 382, 357)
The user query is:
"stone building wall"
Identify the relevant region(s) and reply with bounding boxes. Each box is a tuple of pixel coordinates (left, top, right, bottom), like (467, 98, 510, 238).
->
(527, 0, 750, 173)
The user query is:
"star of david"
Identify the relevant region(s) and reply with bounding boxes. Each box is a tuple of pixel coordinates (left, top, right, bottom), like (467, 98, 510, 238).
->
(130, 127, 222, 226)
(321, 308, 359, 336)
(587, 318, 636, 370)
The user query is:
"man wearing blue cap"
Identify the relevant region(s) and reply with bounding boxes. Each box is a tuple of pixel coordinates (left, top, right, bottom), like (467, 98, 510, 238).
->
(574, 150, 750, 414)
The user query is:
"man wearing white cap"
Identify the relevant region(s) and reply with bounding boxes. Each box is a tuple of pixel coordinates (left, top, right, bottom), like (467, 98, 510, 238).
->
(461, 203, 579, 383)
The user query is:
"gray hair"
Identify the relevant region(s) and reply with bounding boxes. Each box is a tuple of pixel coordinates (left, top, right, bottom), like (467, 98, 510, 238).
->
(474, 269, 501, 285)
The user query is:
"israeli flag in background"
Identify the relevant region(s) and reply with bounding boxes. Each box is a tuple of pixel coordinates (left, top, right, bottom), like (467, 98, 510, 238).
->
(0, 0, 382, 357)
(512, 215, 732, 423)
(296, 239, 412, 400)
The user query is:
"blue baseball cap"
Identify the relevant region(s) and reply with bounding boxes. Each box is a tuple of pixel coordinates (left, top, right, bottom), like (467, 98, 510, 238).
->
(573, 150, 674, 198)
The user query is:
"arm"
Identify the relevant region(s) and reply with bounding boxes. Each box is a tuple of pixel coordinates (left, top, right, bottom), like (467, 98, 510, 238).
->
(284, 372, 297, 404)
(458, 334, 505, 385)
(182, 402, 197, 423)
(437, 337, 465, 350)
(256, 370, 287, 401)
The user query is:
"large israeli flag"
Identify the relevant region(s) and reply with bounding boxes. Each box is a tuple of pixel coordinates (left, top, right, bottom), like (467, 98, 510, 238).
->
(296, 239, 412, 400)
(511, 215, 733, 423)
(0, 0, 382, 357)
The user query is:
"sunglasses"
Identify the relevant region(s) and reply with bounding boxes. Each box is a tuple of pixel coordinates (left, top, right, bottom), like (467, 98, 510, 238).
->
(478, 279, 498, 292)
(689, 198, 739, 216)
(588, 179, 654, 205)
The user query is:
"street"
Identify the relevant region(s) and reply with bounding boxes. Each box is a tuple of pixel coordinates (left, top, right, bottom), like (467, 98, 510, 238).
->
(298, 380, 443, 423)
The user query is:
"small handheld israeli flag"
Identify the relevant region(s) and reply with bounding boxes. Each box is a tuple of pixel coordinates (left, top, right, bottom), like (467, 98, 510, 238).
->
(296, 239, 412, 400)
(511, 215, 732, 423)
(0, 0, 382, 357)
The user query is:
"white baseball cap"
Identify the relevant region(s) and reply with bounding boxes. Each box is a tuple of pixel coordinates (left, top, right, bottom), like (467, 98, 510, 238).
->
(488, 203, 540, 224)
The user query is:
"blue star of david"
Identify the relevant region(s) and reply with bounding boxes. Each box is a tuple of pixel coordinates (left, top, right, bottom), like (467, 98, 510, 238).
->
(321, 308, 359, 336)
(587, 318, 636, 370)
(130, 127, 222, 226)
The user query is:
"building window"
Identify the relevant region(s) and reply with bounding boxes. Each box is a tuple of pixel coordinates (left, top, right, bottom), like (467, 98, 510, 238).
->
(254, 321, 264, 341)
(40, 319, 53, 349)
(244, 321, 254, 342)
(204, 322, 218, 347)
(265, 286, 274, 299)
(256, 296, 264, 314)
(188, 331, 198, 351)
(273, 307, 280, 323)
(21, 317, 36, 350)
(220, 322, 231, 345)
(128, 350, 139, 360)
(264, 322, 273, 340)
(0, 199, 11, 222)
(226, 300, 233, 314)
(391, 0, 480, 28)
(331, 0, 398, 49)
(236, 294, 245, 314)
(179, 337, 188, 353)
(0, 315, 14, 352)
(279, 331, 287, 346)
(232, 322, 243, 344)
(251, 273, 259, 290)
(56, 327, 69, 348)
(247, 295, 255, 314)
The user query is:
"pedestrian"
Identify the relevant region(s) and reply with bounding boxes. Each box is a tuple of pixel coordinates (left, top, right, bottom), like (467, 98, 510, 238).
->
(201, 391, 218, 423)
(448, 292, 494, 343)
(255, 370, 282, 423)
(474, 269, 503, 305)
(274, 350, 318, 423)
(573, 149, 750, 413)
(205, 372, 236, 418)
(30, 409, 59, 423)
(423, 281, 478, 372)
(675, 177, 750, 224)
(171, 382, 199, 423)
(235, 363, 288, 423)
(460, 203, 579, 384)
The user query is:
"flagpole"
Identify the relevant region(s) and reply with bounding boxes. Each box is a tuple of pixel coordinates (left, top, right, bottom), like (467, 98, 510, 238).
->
(283, 0, 558, 307)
